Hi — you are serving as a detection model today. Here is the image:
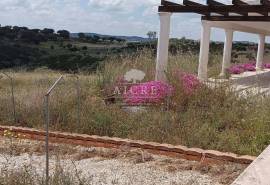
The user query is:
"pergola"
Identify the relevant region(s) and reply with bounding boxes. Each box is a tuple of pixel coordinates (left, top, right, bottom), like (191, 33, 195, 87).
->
(155, 0, 270, 81)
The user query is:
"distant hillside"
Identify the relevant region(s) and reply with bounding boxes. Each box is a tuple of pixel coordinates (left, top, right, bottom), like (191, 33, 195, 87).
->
(70, 33, 150, 42)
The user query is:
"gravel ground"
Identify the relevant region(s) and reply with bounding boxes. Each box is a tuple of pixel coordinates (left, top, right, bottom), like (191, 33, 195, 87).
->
(0, 136, 247, 185)
(0, 154, 220, 185)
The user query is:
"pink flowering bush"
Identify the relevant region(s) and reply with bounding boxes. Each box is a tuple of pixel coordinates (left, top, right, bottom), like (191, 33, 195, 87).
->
(123, 72, 201, 105)
(123, 81, 174, 105)
(167, 71, 202, 110)
(228, 62, 256, 74)
(264, 63, 270, 69)
(242, 63, 256, 71)
(228, 61, 270, 75)
(181, 73, 201, 94)
(172, 70, 201, 94)
(228, 66, 244, 74)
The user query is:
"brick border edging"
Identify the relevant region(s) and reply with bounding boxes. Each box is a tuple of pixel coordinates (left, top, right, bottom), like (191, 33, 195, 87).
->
(0, 125, 256, 164)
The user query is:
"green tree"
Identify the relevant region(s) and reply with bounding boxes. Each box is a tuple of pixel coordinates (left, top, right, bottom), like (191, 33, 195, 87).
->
(78, 32, 86, 39)
(41, 28, 54, 35)
(57, 30, 70, 39)
(147, 31, 157, 40)
(31, 29, 40, 33)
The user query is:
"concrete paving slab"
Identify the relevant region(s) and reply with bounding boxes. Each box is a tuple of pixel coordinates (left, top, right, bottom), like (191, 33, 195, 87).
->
(231, 145, 270, 185)
(208, 69, 270, 96)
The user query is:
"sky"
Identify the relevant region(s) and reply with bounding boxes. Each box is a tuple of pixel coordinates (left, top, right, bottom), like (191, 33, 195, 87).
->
(0, 0, 266, 42)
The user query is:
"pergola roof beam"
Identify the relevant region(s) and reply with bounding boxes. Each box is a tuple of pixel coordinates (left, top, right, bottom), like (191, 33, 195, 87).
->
(183, 0, 210, 15)
(158, 5, 207, 14)
(158, 5, 270, 14)
(183, 0, 204, 6)
(252, 0, 269, 16)
(161, 0, 181, 6)
(232, 0, 248, 16)
(261, 0, 270, 6)
(206, 0, 229, 16)
(232, 0, 267, 16)
(158, 0, 270, 22)
(260, 0, 270, 15)
(202, 16, 270, 21)
(232, 0, 248, 5)
(207, 0, 225, 6)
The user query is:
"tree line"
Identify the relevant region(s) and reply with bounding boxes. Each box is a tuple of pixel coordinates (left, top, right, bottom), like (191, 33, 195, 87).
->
(0, 25, 105, 71)
(0, 25, 70, 44)
(77, 33, 125, 44)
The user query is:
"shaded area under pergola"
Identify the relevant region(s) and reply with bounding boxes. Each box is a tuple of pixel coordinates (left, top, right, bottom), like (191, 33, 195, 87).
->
(155, 0, 270, 81)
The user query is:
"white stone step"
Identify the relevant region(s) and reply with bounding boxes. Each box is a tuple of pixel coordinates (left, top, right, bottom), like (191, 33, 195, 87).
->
(231, 145, 270, 185)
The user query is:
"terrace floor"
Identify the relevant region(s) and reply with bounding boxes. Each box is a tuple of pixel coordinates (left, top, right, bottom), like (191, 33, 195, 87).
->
(208, 69, 270, 96)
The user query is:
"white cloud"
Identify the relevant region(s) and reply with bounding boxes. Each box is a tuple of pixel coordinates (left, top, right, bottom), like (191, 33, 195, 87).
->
(88, 0, 125, 11)
(0, 0, 261, 41)
(88, 0, 159, 12)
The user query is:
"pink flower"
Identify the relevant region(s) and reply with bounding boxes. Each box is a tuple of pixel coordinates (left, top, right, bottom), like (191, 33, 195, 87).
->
(228, 66, 243, 74)
(122, 72, 201, 105)
(173, 70, 201, 94)
(123, 81, 173, 105)
(228, 61, 257, 74)
(264, 63, 270, 69)
(181, 73, 201, 94)
(242, 63, 255, 71)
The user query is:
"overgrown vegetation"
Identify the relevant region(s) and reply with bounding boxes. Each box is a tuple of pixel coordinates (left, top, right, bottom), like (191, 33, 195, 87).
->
(0, 25, 124, 71)
(1, 49, 270, 156)
(1, 25, 268, 72)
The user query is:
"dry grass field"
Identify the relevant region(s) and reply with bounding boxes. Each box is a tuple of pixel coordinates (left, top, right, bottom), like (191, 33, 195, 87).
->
(1, 50, 270, 157)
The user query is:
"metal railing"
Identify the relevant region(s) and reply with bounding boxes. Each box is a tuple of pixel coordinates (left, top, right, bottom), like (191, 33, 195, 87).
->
(1, 72, 84, 184)
(44, 75, 64, 185)
(43, 74, 82, 185)
(0, 73, 82, 185)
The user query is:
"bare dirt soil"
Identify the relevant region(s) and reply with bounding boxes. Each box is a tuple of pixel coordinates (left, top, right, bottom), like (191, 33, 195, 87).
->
(0, 136, 247, 185)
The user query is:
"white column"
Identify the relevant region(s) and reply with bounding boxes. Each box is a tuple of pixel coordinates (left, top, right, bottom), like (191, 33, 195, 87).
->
(155, 12, 172, 81)
(220, 29, 234, 77)
(256, 34, 265, 70)
(198, 21, 211, 81)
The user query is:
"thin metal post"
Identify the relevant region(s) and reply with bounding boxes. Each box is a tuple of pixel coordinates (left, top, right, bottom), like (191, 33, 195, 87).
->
(76, 76, 81, 125)
(44, 75, 63, 185)
(1, 73, 16, 123)
(10, 78, 15, 123)
(44, 95, 49, 185)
